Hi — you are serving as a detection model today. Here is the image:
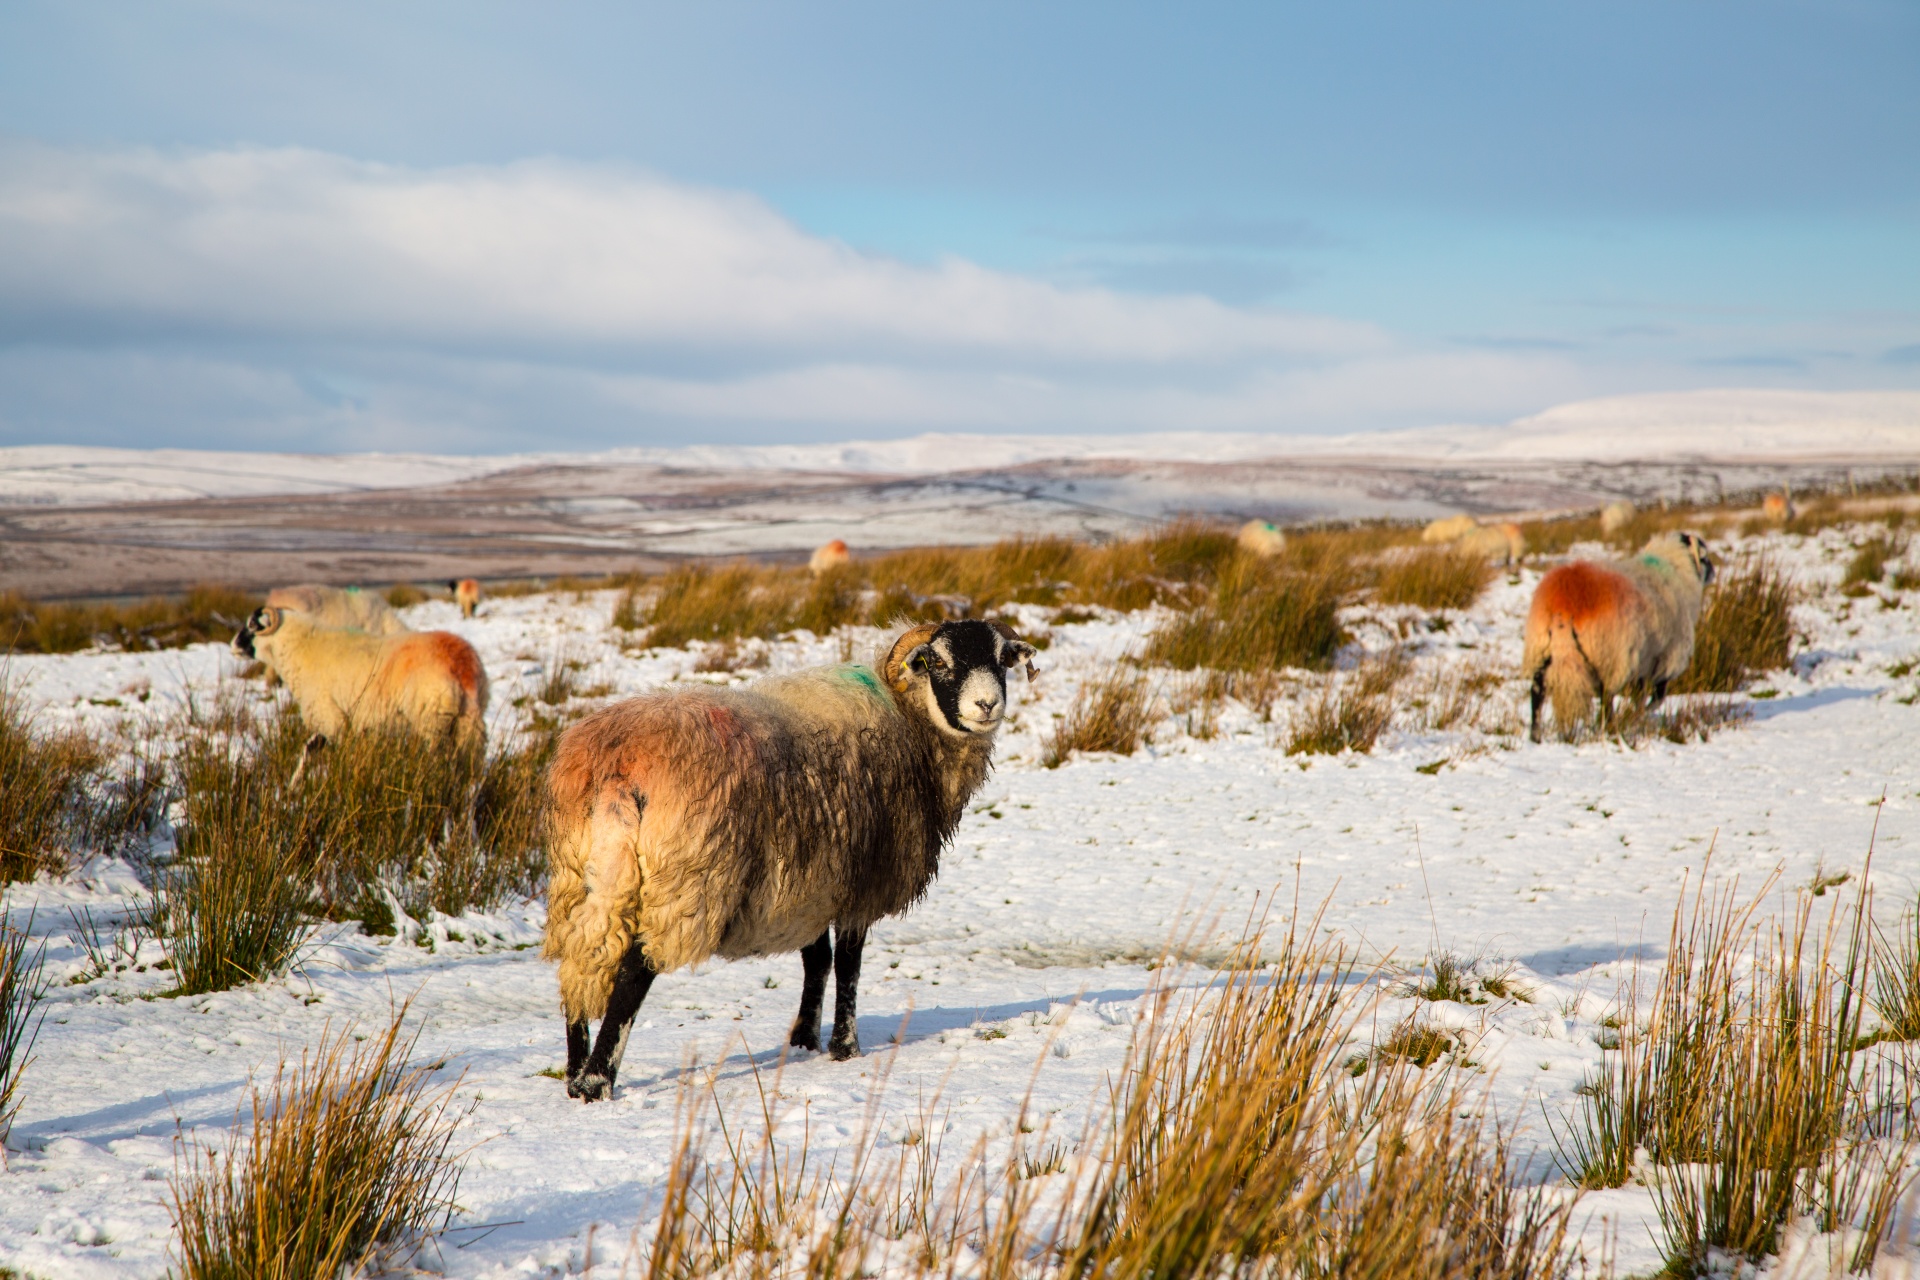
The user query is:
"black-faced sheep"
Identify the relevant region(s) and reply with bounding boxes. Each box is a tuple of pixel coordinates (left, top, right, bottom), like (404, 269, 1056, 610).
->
(449, 578, 481, 618)
(264, 583, 409, 635)
(231, 606, 489, 744)
(1523, 531, 1715, 741)
(542, 618, 1035, 1102)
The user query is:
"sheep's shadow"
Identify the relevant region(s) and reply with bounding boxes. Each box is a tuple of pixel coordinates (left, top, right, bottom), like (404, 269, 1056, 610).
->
(12, 1079, 242, 1147)
(1743, 684, 1879, 722)
(1519, 942, 1660, 976)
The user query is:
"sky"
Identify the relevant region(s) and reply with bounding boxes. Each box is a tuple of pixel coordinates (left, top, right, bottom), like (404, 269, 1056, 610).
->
(0, 1, 1915, 454)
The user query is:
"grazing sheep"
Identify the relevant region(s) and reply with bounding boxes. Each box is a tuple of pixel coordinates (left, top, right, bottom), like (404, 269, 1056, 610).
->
(1598, 500, 1636, 536)
(263, 584, 408, 636)
(449, 578, 481, 619)
(809, 539, 852, 574)
(1453, 521, 1526, 566)
(1522, 531, 1716, 741)
(543, 618, 1035, 1102)
(1762, 491, 1795, 523)
(1236, 519, 1287, 558)
(231, 606, 489, 744)
(1422, 514, 1479, 544)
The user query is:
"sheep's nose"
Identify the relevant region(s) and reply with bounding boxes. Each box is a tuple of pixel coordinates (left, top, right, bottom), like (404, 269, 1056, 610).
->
(974, 696, 1002, 717)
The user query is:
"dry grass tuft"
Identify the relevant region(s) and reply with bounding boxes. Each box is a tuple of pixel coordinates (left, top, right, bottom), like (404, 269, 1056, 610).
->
(1042, 666, 1154, 768)
(1146, 558, 1349, 676)
(1841, 531, 1905, 597)
(1674, 559, 1796, 694)
(0, 919, 48, 1146)
(1559, 872, 1914, 1274)
(1870, 891, 1920, 1043)
(383, 582, 429, 608)
(169, 1008, 467, 1280)
(164, 695, 551, 992)
(1284, 653, 1406, 756)
(1374, 546, 1495, 611)
(0, 680, 104, 882)
(0, 584, 257, 655)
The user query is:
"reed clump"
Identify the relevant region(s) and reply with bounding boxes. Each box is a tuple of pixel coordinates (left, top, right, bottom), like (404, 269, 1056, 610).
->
(169, 1010, 467, 1280)
(1284, 653, 1406, 756)
(1042, 666, 1154, 768)
(1373, 547, 1495, 611)
(0, 681, 104, 882)
(164, 696, 551, 992)
(1560, 873, 1914, 1275)
(0, 919, 48, 1146)
(1674, 559, 1796, 694)
(1145, 558, 1349, 676)
(0, 583, 257, 655)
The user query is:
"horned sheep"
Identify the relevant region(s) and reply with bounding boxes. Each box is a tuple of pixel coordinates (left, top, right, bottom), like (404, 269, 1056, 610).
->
(1522, 531, 1716, 741)
(542, 618, 1035, 1102)
(263, 584, 409, 636)
(232, 606, 489, 744)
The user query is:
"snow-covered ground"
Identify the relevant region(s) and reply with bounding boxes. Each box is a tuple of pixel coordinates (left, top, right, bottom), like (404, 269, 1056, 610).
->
(4, 388, 1918, 508)
(2, 519, 1918, 1278)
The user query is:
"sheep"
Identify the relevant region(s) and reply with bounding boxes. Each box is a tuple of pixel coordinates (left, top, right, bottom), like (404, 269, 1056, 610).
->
(231, 605, 490, 745)
(809, 539, 852, 574)
(1236, 519, 1287, 558)
(1598, 500, 1636, 536)
(1422, 514, 1479, 544)
(263, 584, 409, 636)
(1522, 531, 1716, 742)
(1762, 491, 1795, 523)
(448, 578, 482, 618)
(542, 617, 1036, 1102)
(1453, 521, 1526, 566)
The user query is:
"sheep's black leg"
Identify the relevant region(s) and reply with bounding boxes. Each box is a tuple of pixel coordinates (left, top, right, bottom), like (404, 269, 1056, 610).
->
(1650, 677, 1670, 708)
(789, 931, 833, 1052)
(572, 942, 656, 1103)
(1528, 664, 1547, 743)
(566, 1018, 590, 1084)
(828, 925, 867, 1061)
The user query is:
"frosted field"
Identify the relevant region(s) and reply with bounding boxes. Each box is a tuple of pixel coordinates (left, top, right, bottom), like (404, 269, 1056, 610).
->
(2, 520, 1918, 1278)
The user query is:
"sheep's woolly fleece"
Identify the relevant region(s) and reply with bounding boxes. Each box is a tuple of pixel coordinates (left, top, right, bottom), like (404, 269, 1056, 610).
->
(3, 524, 1920, 1279)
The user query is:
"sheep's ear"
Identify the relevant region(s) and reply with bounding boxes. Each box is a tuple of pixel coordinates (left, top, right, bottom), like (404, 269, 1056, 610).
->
(901, 643, 935, 676)
(1003, 640, 1038, 682)
(250, 606, 283, 634)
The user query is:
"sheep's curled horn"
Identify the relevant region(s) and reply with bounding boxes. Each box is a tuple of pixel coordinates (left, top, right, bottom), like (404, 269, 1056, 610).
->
(990, 620, 1039, 682)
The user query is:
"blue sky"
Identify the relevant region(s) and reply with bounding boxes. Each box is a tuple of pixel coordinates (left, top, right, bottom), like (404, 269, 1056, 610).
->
(0, 1, 1915, 452)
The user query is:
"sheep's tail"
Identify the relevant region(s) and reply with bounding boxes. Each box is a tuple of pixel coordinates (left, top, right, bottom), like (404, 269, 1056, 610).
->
(1544, 617, 1602, 733)
(543, 794, 648, 1024)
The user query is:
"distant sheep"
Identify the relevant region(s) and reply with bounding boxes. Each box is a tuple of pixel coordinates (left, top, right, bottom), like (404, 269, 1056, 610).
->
(232, 606, 489, 745)
(542, 618, 1035, 1102)
(1522, 531, 1716, 741)
(1236, 520, 1287, 558)
(449, 578, 481, 619)
(1762, 491, 1795, 523)
(810, 539, 852, 574)
(1453, 521, 1526, 566)
(1598, 500, 1636, 535)
(1422, 514, 1479, 544)
(263, 584, 408, 636)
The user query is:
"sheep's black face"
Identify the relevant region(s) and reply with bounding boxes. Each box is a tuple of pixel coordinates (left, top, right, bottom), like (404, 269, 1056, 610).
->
(906, 619, 1035, 737)
(230, 606, 280, 659)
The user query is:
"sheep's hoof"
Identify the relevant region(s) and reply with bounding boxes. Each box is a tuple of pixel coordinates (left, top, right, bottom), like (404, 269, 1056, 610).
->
(571, 1072, 613, 1102)
(828, 1036, 860, 1062)
(788, 1024, 821, 1053)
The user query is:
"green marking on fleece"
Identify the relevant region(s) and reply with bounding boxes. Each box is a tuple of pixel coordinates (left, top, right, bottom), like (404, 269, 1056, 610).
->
(835, 665, 887, 697)
(1640, 554, 1672, 574)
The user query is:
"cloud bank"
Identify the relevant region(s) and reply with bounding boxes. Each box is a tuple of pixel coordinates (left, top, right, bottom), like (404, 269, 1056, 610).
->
(0, 142, 1806, 451)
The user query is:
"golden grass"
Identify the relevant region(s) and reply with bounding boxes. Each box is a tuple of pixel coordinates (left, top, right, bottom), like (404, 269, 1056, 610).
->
(1673, 559, 1797, 694)
(1559, 871, 1915, 1274)
(1145, 558, 1349, 675)
(1841, 531, 1904, 596)
(1284, 652, 1406, 756)
(1042, 665, 1155, 767)
(164, 695, 552, 992)
(1373, 546, 1495, 611)
(383, 582, 429, 608)
(0, 921, 47, 1146)
(0, 583, 257, 655)
(0, 679, 103, 881)
(637, 914, 1577, 1280)
(169, 1008, 467, 1280)
(1870, 892, 1920, 1043)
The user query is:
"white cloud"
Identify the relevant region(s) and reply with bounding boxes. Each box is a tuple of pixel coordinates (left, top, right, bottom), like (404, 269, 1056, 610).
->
(0, 141, 1667, 449)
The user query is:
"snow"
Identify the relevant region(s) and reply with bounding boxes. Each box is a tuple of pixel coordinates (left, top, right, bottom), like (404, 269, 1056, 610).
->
(6, 388, 1918, 508)
(2, 521, 1919, 1277)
